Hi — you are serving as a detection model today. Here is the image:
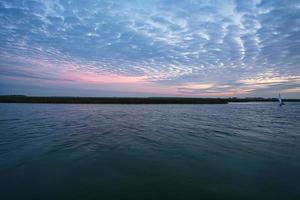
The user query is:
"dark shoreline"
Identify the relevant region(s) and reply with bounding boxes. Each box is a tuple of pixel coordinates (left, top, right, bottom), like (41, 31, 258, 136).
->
(1, 95, 300, 104)
(0, 96, 227, 104)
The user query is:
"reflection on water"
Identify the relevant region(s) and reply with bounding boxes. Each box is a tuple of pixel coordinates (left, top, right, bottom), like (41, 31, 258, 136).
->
(0, 103, 300, 199)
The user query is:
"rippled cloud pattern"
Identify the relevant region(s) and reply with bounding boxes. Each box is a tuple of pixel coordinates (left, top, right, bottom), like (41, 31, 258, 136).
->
(0, 0, 300, 97)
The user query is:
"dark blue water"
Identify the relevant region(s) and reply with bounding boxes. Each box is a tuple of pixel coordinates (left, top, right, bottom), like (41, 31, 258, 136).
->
(0, 103, 300, 200)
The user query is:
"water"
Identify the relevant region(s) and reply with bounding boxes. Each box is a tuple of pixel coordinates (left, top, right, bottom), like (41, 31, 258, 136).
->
(0, 103, 300, 200)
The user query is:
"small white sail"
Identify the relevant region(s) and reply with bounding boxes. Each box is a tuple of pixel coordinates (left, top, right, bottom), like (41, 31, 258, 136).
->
(278, 93, 284, 106)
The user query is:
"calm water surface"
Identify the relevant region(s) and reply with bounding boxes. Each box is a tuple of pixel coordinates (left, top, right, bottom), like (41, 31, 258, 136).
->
(0, 103, 300, 199)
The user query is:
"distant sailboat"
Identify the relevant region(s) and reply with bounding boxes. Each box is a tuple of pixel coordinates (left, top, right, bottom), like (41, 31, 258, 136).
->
(278, 93, 285, 106)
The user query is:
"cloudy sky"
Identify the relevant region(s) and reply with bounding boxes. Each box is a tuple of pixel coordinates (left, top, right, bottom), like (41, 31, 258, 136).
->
(0, 0, 300, 97)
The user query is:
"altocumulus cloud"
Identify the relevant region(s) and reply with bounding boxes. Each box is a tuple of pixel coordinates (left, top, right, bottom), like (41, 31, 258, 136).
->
(0, 0, 299, 97)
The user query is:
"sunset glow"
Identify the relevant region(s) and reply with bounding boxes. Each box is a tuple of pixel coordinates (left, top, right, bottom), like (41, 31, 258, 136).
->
(0, 0, 299, 97)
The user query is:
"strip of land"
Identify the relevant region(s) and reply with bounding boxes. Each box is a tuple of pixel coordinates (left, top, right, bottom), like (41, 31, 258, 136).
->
(0, 95, 299, 104)
(0, 96, 228, 104)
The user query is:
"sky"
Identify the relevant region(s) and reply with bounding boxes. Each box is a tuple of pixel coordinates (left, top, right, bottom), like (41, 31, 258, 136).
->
(0, 0, 300, 98)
